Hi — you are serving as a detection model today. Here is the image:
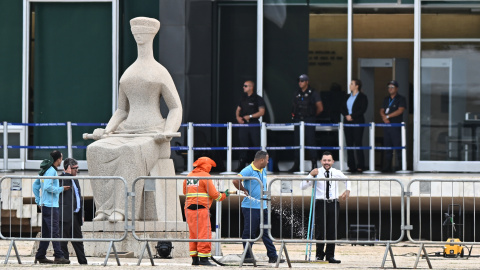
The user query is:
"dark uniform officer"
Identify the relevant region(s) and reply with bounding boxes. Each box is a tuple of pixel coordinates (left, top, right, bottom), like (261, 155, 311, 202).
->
(235, 80, 265, 171)
(290, 74, 323, 172)
(380, 80, 407, 172)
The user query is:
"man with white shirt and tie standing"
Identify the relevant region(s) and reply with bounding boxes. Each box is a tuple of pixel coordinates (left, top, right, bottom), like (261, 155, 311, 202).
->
(301, 151, 350, 264)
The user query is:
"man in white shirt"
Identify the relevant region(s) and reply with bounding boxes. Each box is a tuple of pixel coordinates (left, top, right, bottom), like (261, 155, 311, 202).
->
(301, 151, 350, 264)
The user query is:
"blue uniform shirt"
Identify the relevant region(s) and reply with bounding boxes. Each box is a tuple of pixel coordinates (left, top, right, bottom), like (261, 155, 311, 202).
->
(33, 167, 64, 207)
(238, 163, 267, 209)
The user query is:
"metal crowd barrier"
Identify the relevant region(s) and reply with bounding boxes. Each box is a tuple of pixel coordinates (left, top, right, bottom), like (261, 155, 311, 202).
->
(406, 179, 480, 269)
(0, 175, 127, 266)
(1, 121, 408, 173)
(266, 177, 405, 268)
(131, 176, 264, 267)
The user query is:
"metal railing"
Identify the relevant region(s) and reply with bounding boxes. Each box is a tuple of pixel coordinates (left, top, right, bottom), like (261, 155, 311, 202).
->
(0, 175, 128, 266)
(0, 121, 409, 173)
(2, 174, 480, 268)
(266, 177, 405, 268)
(130, 176, 264, 267)
(406, 179, 480, 269)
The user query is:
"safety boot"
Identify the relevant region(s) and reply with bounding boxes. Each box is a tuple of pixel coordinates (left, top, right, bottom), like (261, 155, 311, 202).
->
(192, 256, 199, 265)
(198, 257, 215, 266)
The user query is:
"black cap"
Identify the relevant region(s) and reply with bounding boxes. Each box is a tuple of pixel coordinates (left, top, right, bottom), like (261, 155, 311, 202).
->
(387, 80, 399, 87)
(299, 74, 309, 81)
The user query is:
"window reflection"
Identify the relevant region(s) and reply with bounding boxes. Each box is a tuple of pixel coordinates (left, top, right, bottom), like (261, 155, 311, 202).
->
(420, 43, 480, 161)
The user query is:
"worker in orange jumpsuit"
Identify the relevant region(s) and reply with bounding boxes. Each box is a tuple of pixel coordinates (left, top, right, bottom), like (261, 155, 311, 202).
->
(183, 157, 228, 266)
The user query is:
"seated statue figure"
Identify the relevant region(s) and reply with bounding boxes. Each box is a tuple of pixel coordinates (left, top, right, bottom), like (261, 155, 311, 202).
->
(86, 17, 182, 223)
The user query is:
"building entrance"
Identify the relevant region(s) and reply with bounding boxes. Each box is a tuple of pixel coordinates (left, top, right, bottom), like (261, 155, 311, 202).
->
(357, 58, 409, 170)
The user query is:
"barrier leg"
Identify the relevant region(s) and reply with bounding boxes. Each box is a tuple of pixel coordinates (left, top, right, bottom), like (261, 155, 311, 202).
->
(146, 242, 155, 266)
(381, 243, 396, 269)
(240, 242, 256, 268)
(137, 241, 155, 266)
(276, 242, 291, 268)
(4, 240, 21, 264)
(104, 241, 121, 266)
(413, 243, 432, 269)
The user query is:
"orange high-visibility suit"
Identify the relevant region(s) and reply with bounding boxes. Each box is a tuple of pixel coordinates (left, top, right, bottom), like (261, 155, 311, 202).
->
(183, 157, 226, 258)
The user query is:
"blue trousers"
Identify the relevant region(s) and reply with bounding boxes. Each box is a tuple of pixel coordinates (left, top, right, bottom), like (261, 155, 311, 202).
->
(36, 206, 64, 259)
(241, 208, 277, 259)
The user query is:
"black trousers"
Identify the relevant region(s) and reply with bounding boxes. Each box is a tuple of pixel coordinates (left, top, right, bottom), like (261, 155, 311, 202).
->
(36, 207, 63, 259)
(315, 200, 339, 259)
(238, 125, 260, 162)
(60, 213, 87, 264)
(383, 126, 402, 170)
(294, 118, 317, 162)
(344, 125, 365, 170)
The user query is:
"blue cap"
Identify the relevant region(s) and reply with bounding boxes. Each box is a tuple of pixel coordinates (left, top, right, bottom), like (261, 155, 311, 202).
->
(299, 74, 309, 81)
(387, 80, 399, 87)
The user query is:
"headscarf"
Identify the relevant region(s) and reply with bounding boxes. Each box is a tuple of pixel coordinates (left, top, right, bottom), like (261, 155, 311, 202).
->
(192, 157, 216, 173)
(39, 157, 53, 176)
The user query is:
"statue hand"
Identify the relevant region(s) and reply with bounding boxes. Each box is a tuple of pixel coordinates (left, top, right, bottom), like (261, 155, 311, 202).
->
(92, 128, 106, 140)
(154, 133, 173, 143)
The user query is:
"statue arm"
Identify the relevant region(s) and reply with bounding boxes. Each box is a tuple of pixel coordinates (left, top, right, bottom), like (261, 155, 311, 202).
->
(91, 86, 128, 140)
(161, 79, 182, 133)
(105, 86, 129, 133)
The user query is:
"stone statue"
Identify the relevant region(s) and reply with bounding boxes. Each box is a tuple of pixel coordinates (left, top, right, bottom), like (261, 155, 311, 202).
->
(85, 17, 182, 223)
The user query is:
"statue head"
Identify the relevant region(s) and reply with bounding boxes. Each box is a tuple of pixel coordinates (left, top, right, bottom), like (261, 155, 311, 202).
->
(130, 17, 160, 44)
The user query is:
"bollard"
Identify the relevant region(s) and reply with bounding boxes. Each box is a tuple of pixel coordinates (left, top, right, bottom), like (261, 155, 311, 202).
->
(1, 121, 13, 173)
(221, 122, 236, 174)
(261, 122, 267, 151)
(181, 122, 194, 175)
(396, 122, 411, 174)
(338, 122, 345, 172)
(364, 122, 380, 174)
(67, 121, 73, 158)
(294, 121, 306, 174)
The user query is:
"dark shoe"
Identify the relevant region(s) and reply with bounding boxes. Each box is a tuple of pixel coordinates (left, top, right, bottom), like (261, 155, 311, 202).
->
(192, 256, 199, 265)
(268, 256, 285, 263)
(316, 256, 324, 261)
(357, 168, 363, 173)
(346, 169, 356, 173)
(53, 257, 70, 264)
(327, 257, 341, 264)
(198, 257, 215, 266)
(35, 258, 54, 264)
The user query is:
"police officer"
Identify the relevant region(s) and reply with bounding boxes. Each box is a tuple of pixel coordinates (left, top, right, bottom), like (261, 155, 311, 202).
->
(290, 74, 323, 172)
(235, 80, 265, 172)
(380, 80, 407, 172)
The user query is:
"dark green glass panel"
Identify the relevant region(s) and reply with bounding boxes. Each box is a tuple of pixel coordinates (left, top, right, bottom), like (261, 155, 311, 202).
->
(32, 3, 112, 160)
(0, 0, 23, 123)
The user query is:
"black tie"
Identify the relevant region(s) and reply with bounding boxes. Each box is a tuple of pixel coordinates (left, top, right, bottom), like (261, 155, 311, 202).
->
(325, 170, 330, 199)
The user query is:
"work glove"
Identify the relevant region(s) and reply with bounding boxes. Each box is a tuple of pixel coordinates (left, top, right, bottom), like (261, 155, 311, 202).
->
(225, 189, 230, 197)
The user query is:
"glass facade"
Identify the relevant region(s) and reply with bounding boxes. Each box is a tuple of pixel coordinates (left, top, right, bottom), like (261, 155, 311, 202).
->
(2, 0, 480, 171)
(420, 14, 480, 162)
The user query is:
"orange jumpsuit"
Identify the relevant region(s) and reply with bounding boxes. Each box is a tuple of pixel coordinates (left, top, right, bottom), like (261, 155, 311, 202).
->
(183, 157, 226, 258)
